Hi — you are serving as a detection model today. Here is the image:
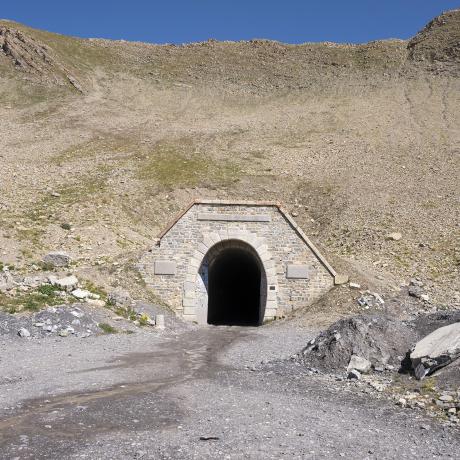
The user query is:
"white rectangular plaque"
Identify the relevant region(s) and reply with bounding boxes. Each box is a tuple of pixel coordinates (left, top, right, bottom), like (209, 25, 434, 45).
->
(286, 264, 309, 279)
(154, 260, 177, 275)
(197, 213, 271, 222)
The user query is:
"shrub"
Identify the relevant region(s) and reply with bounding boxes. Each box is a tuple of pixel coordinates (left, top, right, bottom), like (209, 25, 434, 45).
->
(24, 298, 41, 311)
(38, 284, 59, 296)
(99, 323, 117, 334)
(138, 313, 150, 326)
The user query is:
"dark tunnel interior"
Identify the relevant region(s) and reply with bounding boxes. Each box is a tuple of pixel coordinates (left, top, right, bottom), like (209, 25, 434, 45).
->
(207, 248, 263, 326)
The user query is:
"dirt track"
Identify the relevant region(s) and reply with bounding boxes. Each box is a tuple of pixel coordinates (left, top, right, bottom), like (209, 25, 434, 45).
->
(1, 322, 459, 459)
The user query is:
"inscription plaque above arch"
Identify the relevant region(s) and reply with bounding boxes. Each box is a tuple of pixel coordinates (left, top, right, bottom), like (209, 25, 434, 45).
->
(197, 213, 271, 222)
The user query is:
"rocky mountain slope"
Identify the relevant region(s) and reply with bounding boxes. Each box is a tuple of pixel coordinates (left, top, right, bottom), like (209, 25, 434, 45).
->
(0, 10, 459, 314)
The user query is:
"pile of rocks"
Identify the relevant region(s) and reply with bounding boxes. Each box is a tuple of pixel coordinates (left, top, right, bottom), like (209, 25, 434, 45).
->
(394, 389, 459, 425)
(0, 305, 101, 339)
(0, 251, 110, 309)
(408, 279, 430, 303)
(356, 291, 385, 310)
(432, 392, 460, 424)
(1, 253, 170, 338)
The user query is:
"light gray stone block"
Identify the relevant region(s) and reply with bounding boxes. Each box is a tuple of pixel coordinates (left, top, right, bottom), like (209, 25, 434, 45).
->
(183, 306, 197, 315)
(154, 260, 177, 275)
(183, 297, 196, 307)
(286, 264, 309, 279)
(183, 281, 195, 292)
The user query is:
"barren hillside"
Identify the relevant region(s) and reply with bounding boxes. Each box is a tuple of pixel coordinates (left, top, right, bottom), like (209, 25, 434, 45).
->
(0, 9, 459, 312)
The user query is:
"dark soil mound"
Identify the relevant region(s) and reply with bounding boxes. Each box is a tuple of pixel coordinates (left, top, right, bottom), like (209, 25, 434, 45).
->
(412, 310, 460, 337)
(300, 311, 460, 374)
(300, 315, 417, 372)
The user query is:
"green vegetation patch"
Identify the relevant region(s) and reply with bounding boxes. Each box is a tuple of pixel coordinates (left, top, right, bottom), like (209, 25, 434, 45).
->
(0, 285, 64, 314)
(137, 142, 240, 189)
(99, 322, 117, 334)
(0, 80, 69, 109)
(82, 280, 108, 300)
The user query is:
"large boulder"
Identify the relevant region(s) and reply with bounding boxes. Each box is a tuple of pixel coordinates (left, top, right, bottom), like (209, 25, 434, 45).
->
(0, 271, 15, 292)
(107, 289, 132, 307)
(410, 323, 460, 379)
(347, 355, 371, 373)
(42, 251, 72, 268)
(49, 275, 78, 291)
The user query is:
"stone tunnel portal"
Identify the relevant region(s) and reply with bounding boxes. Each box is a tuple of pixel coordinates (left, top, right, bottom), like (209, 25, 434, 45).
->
(142, 200, 338, 324)
(202, 241, 267, 326)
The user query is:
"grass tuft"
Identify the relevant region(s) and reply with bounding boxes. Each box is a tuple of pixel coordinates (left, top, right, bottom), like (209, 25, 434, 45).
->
(0, 285, 64, 313)
(99, 322, 117, 334)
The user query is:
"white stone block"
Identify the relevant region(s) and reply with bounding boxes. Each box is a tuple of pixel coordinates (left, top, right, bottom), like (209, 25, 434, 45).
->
(286, 264, 309, 279)
(183, 306, 196, 316)
(155, 314, 165, 330)
(183, 297, 196, 307)
(154, 260, 177, 275)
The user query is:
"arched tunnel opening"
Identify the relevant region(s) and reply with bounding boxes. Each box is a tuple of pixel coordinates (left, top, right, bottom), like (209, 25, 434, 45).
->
(207, 247, 263, 326)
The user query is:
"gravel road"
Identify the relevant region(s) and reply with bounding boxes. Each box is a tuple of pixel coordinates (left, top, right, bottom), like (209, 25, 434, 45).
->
(0, 320, 459, 459)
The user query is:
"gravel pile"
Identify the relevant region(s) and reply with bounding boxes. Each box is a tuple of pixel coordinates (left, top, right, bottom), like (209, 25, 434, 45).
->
(300, 311, 460, 375)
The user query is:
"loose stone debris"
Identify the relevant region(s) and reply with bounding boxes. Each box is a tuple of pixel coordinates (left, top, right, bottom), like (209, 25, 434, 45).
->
(357, 291, 385, 309)
(299, 311, 460, 426)
(301, 315, 416, 372)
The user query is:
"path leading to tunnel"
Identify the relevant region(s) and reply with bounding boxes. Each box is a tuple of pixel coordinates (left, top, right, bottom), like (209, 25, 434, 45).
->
(0, 323, 458, 459)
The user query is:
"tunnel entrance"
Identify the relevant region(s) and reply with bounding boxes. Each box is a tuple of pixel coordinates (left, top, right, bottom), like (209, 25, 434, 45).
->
(207, 247, 263, 326)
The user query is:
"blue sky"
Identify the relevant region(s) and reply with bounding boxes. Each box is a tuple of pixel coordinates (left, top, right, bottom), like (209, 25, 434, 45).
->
(2, 1, 459, 44)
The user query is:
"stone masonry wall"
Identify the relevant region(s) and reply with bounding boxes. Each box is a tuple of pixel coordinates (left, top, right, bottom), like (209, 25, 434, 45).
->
(139, 203, 334, 323)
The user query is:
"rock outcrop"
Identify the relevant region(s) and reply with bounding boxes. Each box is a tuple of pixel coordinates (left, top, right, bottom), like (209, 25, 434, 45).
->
(42, 251, 72, 268)
(410, 323, 460, 379)
(0, 25, 83, 90)
(407, 9, 460, 75)
(0, 26, 54, 72)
